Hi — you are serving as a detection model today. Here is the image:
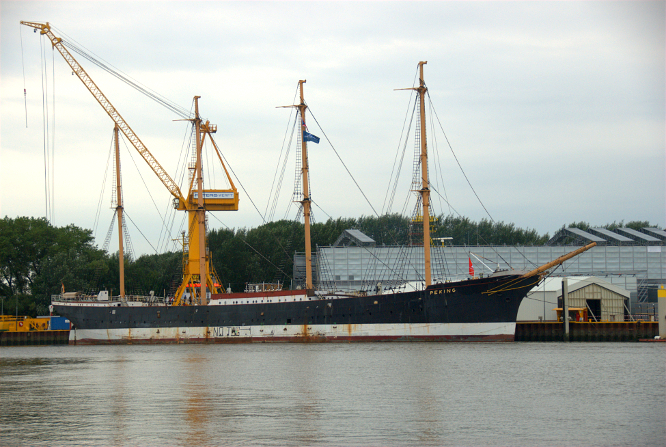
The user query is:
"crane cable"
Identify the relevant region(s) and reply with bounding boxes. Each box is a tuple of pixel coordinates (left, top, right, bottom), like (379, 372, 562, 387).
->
(39, 34, 56, 224)
(53, 24, 192, 120)
(20, 26, 28, 127)
(159, 103, 198, 254)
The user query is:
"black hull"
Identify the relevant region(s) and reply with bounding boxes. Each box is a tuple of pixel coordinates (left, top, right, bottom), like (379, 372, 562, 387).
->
(54, 273, 539, 343)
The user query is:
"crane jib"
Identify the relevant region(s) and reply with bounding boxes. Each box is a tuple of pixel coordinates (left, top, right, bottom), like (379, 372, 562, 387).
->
(20, 20, 186, 204)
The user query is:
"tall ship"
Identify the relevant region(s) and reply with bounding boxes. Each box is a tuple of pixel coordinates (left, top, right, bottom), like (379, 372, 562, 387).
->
(26, 22, 594, 343)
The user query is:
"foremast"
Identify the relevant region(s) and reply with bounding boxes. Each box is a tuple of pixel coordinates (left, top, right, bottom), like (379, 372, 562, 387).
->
(113, 125, 125, 299)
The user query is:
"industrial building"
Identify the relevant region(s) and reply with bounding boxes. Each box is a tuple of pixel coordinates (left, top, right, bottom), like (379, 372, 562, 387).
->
(518, 276, 631, 322)
(294, 226, 665, 313)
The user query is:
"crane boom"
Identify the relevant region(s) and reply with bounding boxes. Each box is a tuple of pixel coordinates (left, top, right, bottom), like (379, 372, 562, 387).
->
(21, 21, 186, 206)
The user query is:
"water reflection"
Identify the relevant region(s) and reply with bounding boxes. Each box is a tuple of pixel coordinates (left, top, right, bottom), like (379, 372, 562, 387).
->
(109, 351, 128, 446)
(182, 352, 210, 446)
(0, 344, 664, 446)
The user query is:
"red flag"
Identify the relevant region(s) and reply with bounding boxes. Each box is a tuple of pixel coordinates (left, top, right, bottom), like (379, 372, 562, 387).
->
(468, 258, 474, 276)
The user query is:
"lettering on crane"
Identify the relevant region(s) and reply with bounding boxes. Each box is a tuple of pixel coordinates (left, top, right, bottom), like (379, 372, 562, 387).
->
(192, 192, 235, 200)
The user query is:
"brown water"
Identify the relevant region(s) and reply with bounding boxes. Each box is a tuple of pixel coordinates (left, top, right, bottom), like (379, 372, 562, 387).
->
(1, 343, 664, 446)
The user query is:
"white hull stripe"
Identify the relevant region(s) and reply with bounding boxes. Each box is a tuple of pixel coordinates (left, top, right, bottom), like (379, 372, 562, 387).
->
(70, 322, 517, 343)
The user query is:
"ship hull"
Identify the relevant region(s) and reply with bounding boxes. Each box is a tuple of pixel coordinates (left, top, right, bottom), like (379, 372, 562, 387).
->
(53, 273, 539, 344)
(68, 322, 516, 344)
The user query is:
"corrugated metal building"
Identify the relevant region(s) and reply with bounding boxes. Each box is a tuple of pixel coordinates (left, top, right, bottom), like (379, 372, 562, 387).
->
(294, 227, 665, 309)
(519, 277, 630, 322)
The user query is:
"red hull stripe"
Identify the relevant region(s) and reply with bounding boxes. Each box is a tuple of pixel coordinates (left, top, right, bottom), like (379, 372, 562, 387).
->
(72, 334, 515, 344)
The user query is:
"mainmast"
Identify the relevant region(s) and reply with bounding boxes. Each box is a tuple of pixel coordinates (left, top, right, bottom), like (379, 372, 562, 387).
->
(417, 61, 432, 287)
(279, 80, 314, 292)
(114, 125, 125, 298)
(298, 81, 314, 292)
(398, 62, 431, 287)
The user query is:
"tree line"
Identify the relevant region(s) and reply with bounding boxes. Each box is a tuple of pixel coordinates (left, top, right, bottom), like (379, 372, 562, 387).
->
(0, 215, 660, 316)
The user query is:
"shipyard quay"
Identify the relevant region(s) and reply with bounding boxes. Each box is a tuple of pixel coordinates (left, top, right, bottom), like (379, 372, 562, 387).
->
(294, 227, 665, 310)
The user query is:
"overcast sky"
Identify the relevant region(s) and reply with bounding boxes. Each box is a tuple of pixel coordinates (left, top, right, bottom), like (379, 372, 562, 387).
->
(1, 1, 664, 256)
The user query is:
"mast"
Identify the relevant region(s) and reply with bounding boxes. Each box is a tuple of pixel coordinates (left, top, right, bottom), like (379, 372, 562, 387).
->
(398, 62, 431, 287)
(417, 61, 431, 287)
(194, 96, 207, 305)
(114, 125, 125, 298)
(278, 80, 313, 292)
(298, 81, 314, 292)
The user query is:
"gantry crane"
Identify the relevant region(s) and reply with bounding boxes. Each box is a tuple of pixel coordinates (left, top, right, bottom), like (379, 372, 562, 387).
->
(21, 21, 238, 305)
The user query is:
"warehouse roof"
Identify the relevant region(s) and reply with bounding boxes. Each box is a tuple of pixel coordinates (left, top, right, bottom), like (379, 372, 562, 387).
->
(547, 228, 606, 245)
(643, 228, 666, 240)
(565, 228, 606, 242)
(616, 227, 660, 243)
(333, 229, 376, 247)
(546, 226, 665, 246)
(590, 228, 633, 243)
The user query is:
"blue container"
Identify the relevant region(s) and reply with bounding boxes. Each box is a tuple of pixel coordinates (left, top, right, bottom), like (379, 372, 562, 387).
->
(50, 316, 70, 330)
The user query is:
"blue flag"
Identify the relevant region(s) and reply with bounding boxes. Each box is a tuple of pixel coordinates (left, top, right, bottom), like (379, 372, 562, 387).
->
(303, 130, 320, 144)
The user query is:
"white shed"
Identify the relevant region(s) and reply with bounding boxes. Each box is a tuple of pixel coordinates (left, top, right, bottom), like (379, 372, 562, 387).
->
(517, 276, 630, 322)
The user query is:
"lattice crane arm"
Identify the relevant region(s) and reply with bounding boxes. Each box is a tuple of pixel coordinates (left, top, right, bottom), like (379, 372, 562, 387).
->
(21, 21, 186, 206)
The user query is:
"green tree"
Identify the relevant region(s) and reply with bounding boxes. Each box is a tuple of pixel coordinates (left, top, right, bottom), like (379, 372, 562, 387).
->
(0, 217, 107, 316)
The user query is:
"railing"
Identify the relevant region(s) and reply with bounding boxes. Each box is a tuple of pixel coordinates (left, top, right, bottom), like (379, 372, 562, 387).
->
(244, 283, 283, 293)
(51, 294, 164, 305)
(632, 302, 659, 321)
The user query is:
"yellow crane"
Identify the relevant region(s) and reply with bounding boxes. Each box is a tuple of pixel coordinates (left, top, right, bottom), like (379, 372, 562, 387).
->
(21, 21, 238, 306)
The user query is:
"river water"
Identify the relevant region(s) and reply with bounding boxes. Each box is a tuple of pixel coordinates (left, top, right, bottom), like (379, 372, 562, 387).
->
(1, 343, 664, 446)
